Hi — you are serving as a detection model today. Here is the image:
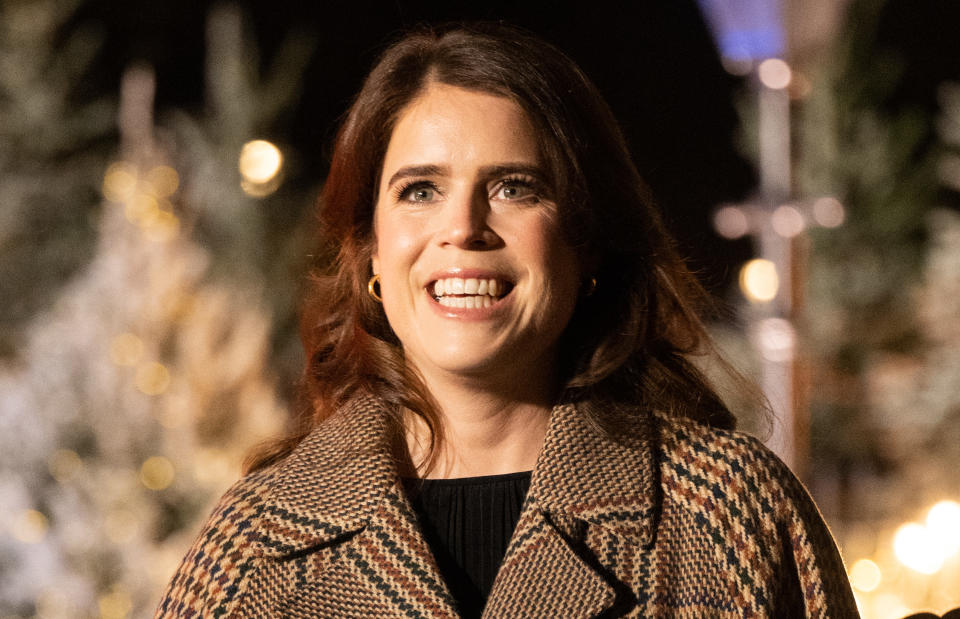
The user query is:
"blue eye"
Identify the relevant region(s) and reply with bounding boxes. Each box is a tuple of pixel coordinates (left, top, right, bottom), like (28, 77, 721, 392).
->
(396, 181, 439, 203)
(493, 177, 541, 202)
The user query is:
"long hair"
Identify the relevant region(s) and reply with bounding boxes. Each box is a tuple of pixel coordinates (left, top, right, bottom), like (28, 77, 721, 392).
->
(246, 23, 744, 474)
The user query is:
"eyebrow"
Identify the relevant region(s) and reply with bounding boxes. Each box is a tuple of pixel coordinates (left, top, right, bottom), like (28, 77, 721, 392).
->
(384, 162, 546, 189)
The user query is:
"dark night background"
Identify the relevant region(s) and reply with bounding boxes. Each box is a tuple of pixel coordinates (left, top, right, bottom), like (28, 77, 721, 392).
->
(66, 0, 960, 294)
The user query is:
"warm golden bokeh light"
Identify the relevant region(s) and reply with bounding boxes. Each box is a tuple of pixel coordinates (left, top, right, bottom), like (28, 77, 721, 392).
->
(135, 362, 170, 395)
(849, 558, 882, 593)
(893, 522, 943, 574)
(48, 449, 84, 483)
(98, 587, 132, 619)
(140, 456, 175, 491)
(102, 162, 138, 202)
(143, 210, 180, 243)
(758, 58, 792, 90)
(104, 509, 139, 544)
(123, 192, 159, 226)
(109, 333, 144, 367)
(739, 258, 780, 303)
(239, 139, 283, 184)
(926, 500, 960, 556)
(12, 509, 49, 544)
(145, 165, 180, 197)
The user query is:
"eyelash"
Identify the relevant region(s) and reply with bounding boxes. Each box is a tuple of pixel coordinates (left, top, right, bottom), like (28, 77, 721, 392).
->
(392, 175, 545, 203)
(392, 180, 438, 203)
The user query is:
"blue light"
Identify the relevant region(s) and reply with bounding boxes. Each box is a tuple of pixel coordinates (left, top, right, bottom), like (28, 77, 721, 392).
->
(697, 0, 785, 62)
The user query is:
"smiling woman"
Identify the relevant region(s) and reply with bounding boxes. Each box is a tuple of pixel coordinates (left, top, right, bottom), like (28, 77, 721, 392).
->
(156, 23, 860, 618)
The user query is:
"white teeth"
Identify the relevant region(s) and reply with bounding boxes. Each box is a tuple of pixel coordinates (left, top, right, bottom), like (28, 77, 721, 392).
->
(437, 295, 492, 309)
(431, 277, 505, 299)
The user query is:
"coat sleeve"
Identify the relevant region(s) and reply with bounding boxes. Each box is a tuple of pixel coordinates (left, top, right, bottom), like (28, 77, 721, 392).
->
(153, 468, 272, 618)
(743, 435, 861, 618)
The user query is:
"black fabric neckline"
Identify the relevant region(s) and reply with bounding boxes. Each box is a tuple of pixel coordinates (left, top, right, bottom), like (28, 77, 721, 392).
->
(406, 470, 532, 486)
(404, 470, 532, 618)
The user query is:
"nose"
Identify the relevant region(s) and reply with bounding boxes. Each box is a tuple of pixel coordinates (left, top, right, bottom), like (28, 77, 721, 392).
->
(438, 188, 502, 249)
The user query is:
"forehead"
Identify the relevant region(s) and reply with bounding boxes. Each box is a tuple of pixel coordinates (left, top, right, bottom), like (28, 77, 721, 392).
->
(381, 83, 541, 174)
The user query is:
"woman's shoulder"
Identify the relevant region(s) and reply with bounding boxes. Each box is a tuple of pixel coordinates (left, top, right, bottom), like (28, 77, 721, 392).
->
(651, 412, 830, 531)
(154, 463, 280, 617)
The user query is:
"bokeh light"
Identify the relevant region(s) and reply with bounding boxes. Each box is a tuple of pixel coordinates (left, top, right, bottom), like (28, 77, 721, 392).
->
(713, 205, 750, 239)
(893, 522, 943, 574)
(239, 139, 282, 184)
(48, 449, 83, 483)
(104, 509, 139, 545)
(739, 258, 779, 302)
(98, 587, 132, 619)
(752, 317, 796, 363)
(135, 362, 170, 395)
(145, 165, 180, 197)
(849, 558, 882, 593)
(758, 58, 792, 89)
(813, 196, 846, 228)
(771, 204, 805, 238)
(926, 500, 960, 556)
(12, 509, 49, 544)
(140, 456, 175, 491)
(102, 162, 138, 202)
(110, 333, 144, 367)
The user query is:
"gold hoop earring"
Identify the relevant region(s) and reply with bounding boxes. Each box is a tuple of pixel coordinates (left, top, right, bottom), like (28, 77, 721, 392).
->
(585, 277, 597, 297)
(368, 274, 382, 303)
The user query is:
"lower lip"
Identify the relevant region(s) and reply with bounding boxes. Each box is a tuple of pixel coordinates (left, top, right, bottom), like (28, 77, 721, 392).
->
(426, 289, 513, 320)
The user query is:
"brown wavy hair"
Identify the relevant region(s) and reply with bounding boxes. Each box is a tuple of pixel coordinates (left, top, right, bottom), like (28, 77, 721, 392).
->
(246, 22, 745, 474)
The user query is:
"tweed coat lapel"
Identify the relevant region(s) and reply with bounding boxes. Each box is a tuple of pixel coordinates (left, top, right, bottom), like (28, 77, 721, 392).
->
(483, 402, 657, 617)
(257, 397, 460, 617)
(255, 397, 657, 618)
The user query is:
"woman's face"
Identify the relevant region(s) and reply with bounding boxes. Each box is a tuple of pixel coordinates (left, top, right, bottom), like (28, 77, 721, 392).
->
(372, 83, 582, 387)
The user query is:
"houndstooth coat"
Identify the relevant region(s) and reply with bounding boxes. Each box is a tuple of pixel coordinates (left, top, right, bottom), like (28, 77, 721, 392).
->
(155, 396, 859, 618)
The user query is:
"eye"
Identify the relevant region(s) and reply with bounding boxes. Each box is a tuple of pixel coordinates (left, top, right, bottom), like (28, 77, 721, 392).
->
(491, 177, 541, 203)
(395, 181, 440, 203)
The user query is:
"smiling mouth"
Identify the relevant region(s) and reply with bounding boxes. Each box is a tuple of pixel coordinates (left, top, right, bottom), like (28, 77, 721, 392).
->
(430, 277, 514, 308)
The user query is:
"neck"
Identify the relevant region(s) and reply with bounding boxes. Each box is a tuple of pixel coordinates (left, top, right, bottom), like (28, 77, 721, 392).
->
(404, 366, 557, 479)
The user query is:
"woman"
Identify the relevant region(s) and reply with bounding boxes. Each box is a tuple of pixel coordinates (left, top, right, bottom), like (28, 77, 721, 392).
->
(156, 24, 859, 618)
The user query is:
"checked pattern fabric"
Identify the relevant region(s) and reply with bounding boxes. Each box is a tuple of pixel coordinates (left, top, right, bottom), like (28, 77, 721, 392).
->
(155, 397, 859, 618)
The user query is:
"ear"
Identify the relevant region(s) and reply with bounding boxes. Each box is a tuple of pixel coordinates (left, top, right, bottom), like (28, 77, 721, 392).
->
(371, 254, 380, 276)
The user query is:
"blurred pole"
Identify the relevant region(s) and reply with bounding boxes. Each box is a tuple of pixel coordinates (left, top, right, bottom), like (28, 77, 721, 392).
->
(755, 61, 798, 471)
(698, 0, 802, 472)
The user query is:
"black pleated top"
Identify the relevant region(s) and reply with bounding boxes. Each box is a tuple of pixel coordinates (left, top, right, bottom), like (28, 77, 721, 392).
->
(404, 471, 532, 618)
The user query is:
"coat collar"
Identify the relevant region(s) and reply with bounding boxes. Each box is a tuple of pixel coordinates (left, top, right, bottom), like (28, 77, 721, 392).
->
(258, 395, 658, 558)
